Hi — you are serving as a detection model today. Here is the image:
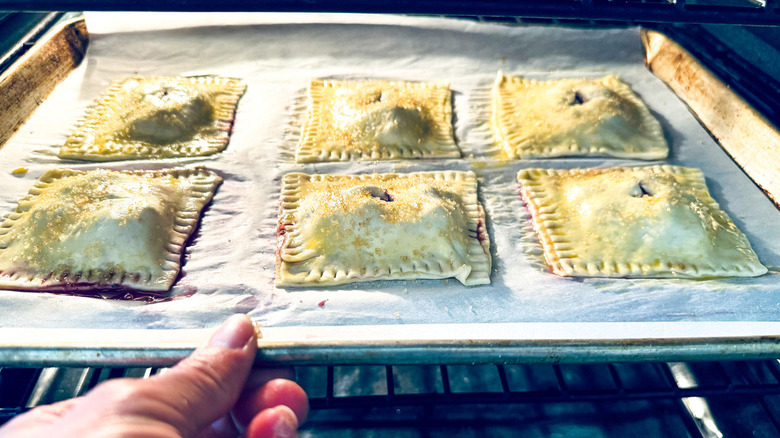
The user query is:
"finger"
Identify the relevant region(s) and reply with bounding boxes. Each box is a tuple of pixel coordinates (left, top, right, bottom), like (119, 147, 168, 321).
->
(233, 378, 309, 428)
(244, 367, 296, 390)
(0, 398, 80, 437)
(244, 405, 299, 438)
(141, 313, 259, 436)
(195, 368, 297, 438)
(198, 373, 304, 438)
(13, 315, 258, 438)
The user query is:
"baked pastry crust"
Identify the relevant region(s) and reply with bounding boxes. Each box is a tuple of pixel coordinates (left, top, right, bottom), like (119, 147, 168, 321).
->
(492, 72, 668, 159)
(60, 76, 246, 161)
(296, 79, 460, 162)
(277, 171, 491, 286)
(0, 167, 222, 293)
(518, 165, 766, 278)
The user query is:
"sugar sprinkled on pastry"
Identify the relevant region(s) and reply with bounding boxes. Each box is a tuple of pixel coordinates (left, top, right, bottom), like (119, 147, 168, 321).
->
(0, 167, 221, 293)
(492, 72, 667, 160)
(60, 76, 246, 161)
(277, 171, 490, 286)
(296, 79, 460, 162)
(518, 165, 766, 278)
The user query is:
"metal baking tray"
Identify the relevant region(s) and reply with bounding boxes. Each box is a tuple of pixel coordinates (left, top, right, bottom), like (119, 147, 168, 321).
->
(0, 14, 778, 367)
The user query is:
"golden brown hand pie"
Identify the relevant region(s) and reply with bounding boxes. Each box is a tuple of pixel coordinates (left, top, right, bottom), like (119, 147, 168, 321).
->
(296, 79, 460, 162)
(518, 165, 766, 278)
(277, 171, 491, 286)
(492, 72, 668, 160)
(60, 76, 246, 161)
(0, 167, 221, 293)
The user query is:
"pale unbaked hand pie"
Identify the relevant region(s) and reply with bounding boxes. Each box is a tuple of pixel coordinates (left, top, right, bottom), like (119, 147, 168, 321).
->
(296, 79, 460, 162)
(518, 165, 766, 278)
(60, 76, 246, 161)
(0, 167, 222, 294)
(277, 171, 491, 286)
(492, 72, 668, 160)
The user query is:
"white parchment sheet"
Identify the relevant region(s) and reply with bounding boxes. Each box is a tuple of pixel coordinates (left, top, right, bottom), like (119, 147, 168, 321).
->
(0, 13, 779, 334)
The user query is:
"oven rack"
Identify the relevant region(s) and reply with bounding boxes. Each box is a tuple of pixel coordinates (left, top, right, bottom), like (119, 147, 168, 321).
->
(2, 361, 780, 436)
(297, 361, 780, 436)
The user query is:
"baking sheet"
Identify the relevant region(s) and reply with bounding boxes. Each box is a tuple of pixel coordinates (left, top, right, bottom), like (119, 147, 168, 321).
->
(0, 13, 779, 355)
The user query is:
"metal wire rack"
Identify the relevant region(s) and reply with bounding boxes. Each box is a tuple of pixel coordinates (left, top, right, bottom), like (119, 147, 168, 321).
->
(3, 361, 780, 436)
(297, 362, 780, 436)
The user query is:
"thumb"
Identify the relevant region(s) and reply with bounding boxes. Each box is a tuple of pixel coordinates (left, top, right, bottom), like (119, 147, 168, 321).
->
(147, 313, 258, 436)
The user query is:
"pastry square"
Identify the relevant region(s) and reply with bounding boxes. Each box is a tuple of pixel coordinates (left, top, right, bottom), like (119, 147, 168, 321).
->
(518, 165, 766, 278)
(296, 79, 460, 162)
(0, 167, 222, 293)
(277, 171, 491, 286)
(492, 72, 668, 160)
(60, 76, 246, 161)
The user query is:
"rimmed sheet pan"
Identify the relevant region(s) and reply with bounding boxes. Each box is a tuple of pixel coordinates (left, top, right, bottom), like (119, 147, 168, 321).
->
(0, 13, 778, 365)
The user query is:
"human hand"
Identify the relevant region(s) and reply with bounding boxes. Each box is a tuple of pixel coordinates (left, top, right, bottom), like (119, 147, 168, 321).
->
(0, 314, 308, 438)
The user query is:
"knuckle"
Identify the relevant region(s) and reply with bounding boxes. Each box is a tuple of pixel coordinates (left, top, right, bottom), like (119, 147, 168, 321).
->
(184, 351, 233, 397)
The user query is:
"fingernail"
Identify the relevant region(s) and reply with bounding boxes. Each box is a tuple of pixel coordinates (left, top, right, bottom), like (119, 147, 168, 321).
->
(209, 314, 255, 349)
(271, 405, 299, 438)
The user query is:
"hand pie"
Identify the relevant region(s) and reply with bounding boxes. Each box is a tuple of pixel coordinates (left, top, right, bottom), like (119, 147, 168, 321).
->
(0, 167, 222, 293)
(277, 171, 491, 286)
(60, 76, 246, 161)
(492, 72, 668, 160)
(296, 79, 460, 162)
(518, 165, 766, 278)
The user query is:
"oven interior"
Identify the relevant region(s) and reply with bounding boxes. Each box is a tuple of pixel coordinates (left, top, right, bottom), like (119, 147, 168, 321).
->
(0, 2, 779, 436)
(3, 361, 780, 435)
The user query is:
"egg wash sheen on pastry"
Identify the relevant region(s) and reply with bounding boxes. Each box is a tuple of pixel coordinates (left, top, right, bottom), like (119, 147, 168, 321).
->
(519, 166, 766, 278)
(0, 170, 184, 278)
(294, 177, 471, 266)
(277, 171, 491, 286)
(0, 167, 221, 293)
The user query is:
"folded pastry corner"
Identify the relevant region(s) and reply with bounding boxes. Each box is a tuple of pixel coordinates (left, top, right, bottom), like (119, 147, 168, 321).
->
(296, 79, 460, 162)
(60, 75, 246, 161)
(277, 171, 491, 287)
(0, 167, 222, 294)
(518, 165, 766, 278)
(493, 72, 668, 160)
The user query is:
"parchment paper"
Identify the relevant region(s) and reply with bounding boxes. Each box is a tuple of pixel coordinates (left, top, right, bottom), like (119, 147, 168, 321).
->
(1, 12, 779, 335)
